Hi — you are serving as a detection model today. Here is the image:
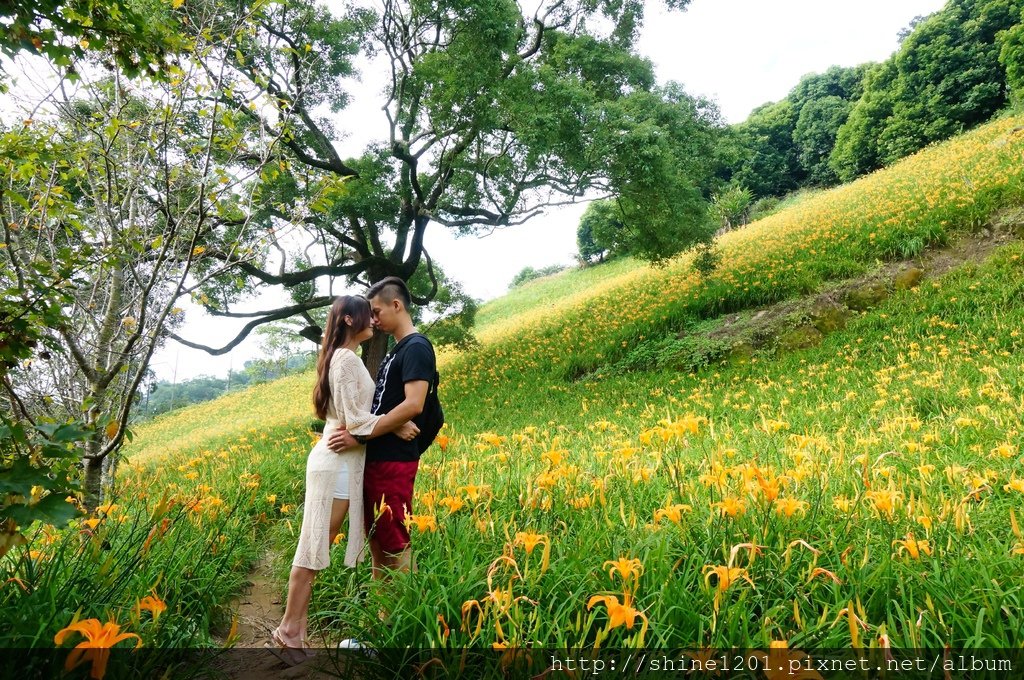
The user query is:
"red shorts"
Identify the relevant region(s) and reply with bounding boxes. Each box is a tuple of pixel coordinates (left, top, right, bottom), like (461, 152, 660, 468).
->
(363, 460, 419, 555)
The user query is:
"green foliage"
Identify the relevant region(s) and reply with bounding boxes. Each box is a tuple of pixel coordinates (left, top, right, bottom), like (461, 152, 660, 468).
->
(577, 200, 627, 262)
(1000, 6, 1024, 104)
(736, 1, 1022, 192)
(832, 0, 1023, 179)
(748, 196, 782, 222)
(830, 61, 898, 181)
(710, 183, 753, 230)
(731, 66, 868, 197)
(0, 127, 89, 551)
(409, 263, 481, 351)
(732, 100, 801, 197)
(0, 417, 85, 557)
(0, 0, 183, 80)
(510, 264, 570, 288)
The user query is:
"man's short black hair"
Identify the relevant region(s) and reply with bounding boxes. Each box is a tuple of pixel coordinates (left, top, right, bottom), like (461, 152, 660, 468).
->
(366, 276, 412, 309)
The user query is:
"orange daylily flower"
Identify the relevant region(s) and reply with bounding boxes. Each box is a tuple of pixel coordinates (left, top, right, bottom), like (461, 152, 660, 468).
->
(892, 533, 932, 560)
(587, 593, 649, 638)
(653, 503, 692, 525)
(136, 590, 166, 621)
(864, 489, 901, 518)
(54, 618, 142, 679)
(512, 532, 552, 573)
(438, 496, 465, 514)
(712, 496, 747, 518)
(404, 514, 438, 532)
(775, 497, 808, 518)
(513, 531, 547, 555)
(703, 564, 755, 612)
(603, 557, 643, 584)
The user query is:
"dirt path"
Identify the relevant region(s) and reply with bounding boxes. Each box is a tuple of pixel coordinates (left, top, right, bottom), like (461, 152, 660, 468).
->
(208, 553, 347, 679)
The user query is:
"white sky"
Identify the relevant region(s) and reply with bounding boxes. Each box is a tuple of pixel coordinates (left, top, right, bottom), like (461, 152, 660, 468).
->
(141, 0, 947, 381)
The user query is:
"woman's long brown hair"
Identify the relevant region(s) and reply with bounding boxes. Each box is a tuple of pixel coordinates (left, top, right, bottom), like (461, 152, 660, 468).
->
(313, 295, 372, 420)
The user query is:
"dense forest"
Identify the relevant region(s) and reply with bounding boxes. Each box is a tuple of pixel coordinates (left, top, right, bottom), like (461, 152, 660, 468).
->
(576, 0, 1024, 263)
(727, 0, 1023, 196)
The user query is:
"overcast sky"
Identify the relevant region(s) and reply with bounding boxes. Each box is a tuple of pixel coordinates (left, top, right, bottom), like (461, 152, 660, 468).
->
(150, 0, 946, 382)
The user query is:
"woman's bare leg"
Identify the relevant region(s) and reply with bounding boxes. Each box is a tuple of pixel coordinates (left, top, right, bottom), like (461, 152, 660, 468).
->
(278, 566, 315, 645)
(278, 499, 348, 647)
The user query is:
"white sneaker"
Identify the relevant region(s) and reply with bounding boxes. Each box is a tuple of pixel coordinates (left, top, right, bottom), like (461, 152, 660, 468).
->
(337, 638, 378, 658)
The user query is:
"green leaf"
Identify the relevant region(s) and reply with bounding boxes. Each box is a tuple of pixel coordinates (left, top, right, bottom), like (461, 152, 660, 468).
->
(0, 458, 45, 496)
(36, 422, 91, 443)
(6, 493, 80, 528)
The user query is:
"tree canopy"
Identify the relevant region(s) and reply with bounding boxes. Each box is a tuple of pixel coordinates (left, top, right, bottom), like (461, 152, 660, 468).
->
(832, 0, 1022, 180)
(166, 0, 720, 367)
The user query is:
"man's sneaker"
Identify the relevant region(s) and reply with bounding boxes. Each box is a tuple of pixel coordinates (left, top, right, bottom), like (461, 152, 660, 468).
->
(337, 638, 378, 658)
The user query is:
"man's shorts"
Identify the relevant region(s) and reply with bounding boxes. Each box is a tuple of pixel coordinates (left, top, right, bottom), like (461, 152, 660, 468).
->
(363, 459, 419, 555)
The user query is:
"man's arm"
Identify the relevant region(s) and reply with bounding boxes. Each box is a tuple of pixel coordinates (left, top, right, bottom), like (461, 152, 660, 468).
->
(328, 380, 428, 451)
(366, 380, 427, 437)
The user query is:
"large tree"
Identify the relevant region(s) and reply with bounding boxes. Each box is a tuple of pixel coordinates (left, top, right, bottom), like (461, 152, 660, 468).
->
(170, 0, 720, 369)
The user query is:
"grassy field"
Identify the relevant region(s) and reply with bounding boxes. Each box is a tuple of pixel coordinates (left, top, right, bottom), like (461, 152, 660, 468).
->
(5, 116, 1024, 672)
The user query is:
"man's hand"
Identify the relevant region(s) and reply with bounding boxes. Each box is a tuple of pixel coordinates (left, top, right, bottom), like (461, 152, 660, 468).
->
(395, 421, 420, 442)
(328, 429, 358, 453)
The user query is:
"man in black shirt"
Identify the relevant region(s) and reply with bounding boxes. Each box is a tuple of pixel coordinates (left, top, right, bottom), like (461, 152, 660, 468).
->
(328, 277, 434, 578)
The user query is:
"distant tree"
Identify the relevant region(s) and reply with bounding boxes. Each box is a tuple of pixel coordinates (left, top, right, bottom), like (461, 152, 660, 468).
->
(510, 264, 569, 287)
(731, 65, 868, 195)
(833, 0, 1023, 179)
(788, 65, 870, 186)
(577, 199, 628, 263)
(710, 183, 753, 232)
(409, 264, 480, 350)
(732, 100, 801, 198)
(576, 215, 605, 264)
(830, 61, 898, 181)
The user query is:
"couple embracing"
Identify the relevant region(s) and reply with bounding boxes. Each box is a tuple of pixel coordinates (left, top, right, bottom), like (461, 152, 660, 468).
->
(269, 276, 438, 656)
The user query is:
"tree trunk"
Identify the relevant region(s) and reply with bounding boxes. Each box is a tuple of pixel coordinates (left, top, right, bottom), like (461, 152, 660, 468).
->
(83, 456, 104, 512)
(361, 332, 389, 377)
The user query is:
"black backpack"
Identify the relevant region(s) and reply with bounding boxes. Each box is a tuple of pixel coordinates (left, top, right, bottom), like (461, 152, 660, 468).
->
(407, 335, 444, 454)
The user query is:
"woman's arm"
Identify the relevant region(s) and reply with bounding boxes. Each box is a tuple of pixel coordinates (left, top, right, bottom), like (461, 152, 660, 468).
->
(330, 350, 381, 437)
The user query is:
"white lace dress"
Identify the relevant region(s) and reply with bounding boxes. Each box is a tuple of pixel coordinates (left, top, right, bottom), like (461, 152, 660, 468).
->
(292, 348, 380, 570)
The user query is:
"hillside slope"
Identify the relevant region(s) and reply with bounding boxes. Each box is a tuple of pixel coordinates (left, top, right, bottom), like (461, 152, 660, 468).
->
(121, 116, 1024, 650)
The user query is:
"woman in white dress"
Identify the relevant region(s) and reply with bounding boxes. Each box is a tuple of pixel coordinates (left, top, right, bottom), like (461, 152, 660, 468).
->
(269, 295, 418, 659)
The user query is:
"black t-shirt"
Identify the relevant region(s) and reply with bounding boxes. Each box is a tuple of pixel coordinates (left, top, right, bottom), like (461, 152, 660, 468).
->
(366, 332, 436, 462)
